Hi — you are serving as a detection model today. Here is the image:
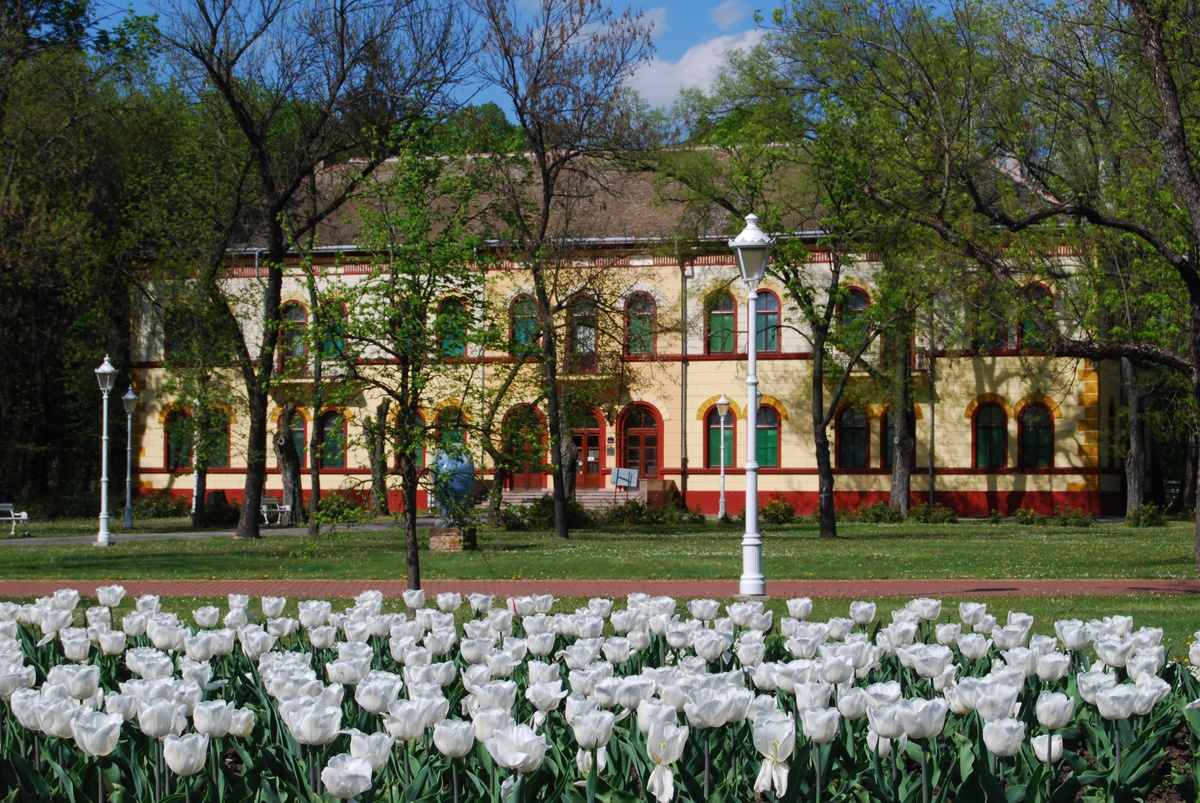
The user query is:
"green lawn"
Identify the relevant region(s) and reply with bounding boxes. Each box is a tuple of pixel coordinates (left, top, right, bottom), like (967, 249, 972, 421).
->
(3, 517, 1196, 581)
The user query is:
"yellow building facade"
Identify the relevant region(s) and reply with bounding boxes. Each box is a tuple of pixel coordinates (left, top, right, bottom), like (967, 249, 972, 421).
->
(128, 235, 1124, 518)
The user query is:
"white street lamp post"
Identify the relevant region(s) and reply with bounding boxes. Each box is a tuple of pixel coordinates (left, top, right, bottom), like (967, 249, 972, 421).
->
(94, 356, 119, 547)
(122, 386, 138, 530)
(191, 398, 200, 518)
(716, 394, 730, 520)
(729, 214, 773, 597)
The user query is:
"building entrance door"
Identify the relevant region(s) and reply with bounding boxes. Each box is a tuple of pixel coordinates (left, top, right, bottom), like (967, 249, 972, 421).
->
(571, 410, 604, 489)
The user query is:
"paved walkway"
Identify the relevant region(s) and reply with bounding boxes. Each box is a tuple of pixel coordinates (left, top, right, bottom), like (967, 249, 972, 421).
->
(1, 577, 1198, 600)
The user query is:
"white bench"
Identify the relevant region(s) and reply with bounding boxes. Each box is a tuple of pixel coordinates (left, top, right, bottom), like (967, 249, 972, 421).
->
(0, 504, 30, 537)
(260, 497, 292, 526)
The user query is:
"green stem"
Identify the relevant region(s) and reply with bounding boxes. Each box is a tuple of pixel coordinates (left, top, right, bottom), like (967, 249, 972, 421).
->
(920, 747, 929, 803)
(814, 747, 823, 803)
(703, 734, 711, 799)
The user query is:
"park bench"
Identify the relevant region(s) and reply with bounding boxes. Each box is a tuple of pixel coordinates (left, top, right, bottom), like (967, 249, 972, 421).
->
(260, 497, 292, 526)
(0, 504, 30, 537)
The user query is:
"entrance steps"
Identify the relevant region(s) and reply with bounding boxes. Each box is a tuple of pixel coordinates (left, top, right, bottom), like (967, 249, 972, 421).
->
(476, 484, 648, 510)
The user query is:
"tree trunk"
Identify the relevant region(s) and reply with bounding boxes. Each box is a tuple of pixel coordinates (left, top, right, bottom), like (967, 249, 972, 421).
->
(192, 468, 207, 528)
(1183, 432, 1198, 513)
(812, 349, 837, 538)
(1122, 358, 1145, 516)
(307, 408, 323, 536)
(365, 399, 391, 518)
(236, 383, 270, 539)
(274, 403, 304, 525)
(561, 429, 578, 502)
(488, 465, 507, 523)
(888, 314, 915, 514)
(533, 268, 569, 540)
(401, 459, 420, 590)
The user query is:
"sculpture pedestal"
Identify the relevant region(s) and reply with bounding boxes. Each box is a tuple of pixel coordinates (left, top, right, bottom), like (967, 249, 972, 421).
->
(429, 526, 477, 552)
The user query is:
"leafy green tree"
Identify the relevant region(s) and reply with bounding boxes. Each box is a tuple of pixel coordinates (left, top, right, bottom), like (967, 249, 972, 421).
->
(0, 1, 156, 509)
(469, 0, 655, 539)
(764, 0, 1200, 559)
(329, 139, 493, 589)
(155, 0, 471, 538)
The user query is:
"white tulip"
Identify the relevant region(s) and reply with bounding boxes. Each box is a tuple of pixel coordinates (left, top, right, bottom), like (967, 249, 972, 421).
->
(321, 753, 373, 800)
(163, 733, 209, 776)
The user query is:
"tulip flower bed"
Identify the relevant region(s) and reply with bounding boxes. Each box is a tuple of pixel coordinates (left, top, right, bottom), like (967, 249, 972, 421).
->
(2, 587, 1200, 803)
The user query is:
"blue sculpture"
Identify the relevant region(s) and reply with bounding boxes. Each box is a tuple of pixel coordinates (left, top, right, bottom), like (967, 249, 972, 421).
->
(430, 451, 475, 528)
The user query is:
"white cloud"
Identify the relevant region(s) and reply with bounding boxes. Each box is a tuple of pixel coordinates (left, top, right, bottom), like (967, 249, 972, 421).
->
(643, 6, 669, 39)
(628, 29, 764, 108)
(710, 0, 749, 31)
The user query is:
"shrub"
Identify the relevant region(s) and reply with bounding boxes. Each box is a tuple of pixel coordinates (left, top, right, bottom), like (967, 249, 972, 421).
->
(314, 490, 370, 527)
(1052, 504, 1093, 527)
(987, 509, 1002, 525)
(497, 504, 530, 531)
(909, 503, 959, 524)
(598, 500, 659, 526)
(1013, 507, 1042, 526)
(524, 495, 594, 529)
(759, 498, 796, 525)
(132, 490, 189, 520)
(203, 491, 241, 527)
(1127, 503, 1166, 528)
(855, 501, 905, 523)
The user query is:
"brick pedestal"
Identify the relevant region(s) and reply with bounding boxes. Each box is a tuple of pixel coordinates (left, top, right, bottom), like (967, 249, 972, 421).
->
(429, 526, 477, 552)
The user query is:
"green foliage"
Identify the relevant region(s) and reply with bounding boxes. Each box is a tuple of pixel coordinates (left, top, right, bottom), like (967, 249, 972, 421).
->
(313, 489, 370, 527)
(1127, 503, 1167, 528)
(499, 496, 595, 531)
(909, 502, 959, 524)
(987, 508, 1002, 525)
(1052, 505, 1094, 528)
(1014, 507, 1042, 526)
(854, 501, 906, 523)
(132, 490, 189, 520)
(759, 497, 797, 525)
(202, 491, 241, 528)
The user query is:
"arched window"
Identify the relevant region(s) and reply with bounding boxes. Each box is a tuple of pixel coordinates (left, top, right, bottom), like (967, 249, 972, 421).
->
(705, 407, 734, 469)
(971, 295, 1009, 352)
(320, 303, 348, 359)
(437, 407, 466, 452)
(881, 408, 894, 469)
(837, 407, 868, 468)
(165, 411, 193, 470)
(280, 304, 308, 368)
(757, 406, 781, 467)
(510, 296, 539, 355)
(756, 291, 780, 352)
(501, 406, 547, 490)
(1020, 285, 1052, 350)
(621, 405, 659, 478)
(319, 410, 346, 469)
(706, 293, 736, 354)
(625, 292, 656, 356)
(974, 403, 1007, 469)
(568, 295, 598, 373)
(1019, 403, 1053, 468)
(841, 287, 869, 331)
(289, 413, 307, 469)
(437, 299, 468, 358)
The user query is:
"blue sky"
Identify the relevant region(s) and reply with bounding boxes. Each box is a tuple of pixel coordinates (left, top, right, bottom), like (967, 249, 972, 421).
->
(628, 0, 766, 108)
(108, 0, 766, 111)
